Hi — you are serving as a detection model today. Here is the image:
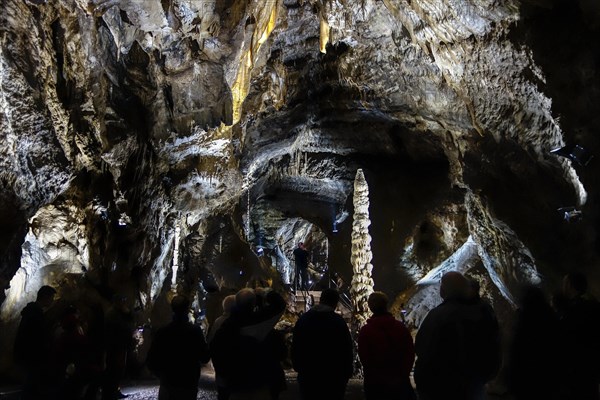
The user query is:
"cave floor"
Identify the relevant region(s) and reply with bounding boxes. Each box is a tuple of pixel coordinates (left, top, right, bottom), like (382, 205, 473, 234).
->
(117, 370, 513, 400)
(0, 369, 513, 400)
(119, 380, 512, 400)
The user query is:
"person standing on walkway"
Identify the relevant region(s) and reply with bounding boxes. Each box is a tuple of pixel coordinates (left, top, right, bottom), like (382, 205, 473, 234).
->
(358, 291, 416, 400)
(292, 288, 353, 400)
(293, 242, 310, 291)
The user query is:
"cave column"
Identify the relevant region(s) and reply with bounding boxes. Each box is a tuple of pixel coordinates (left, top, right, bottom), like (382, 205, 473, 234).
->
(350, 169, 375, 330)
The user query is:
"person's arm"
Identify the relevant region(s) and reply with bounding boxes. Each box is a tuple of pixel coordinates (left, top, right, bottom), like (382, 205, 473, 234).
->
(398, 322, 416, 378)
(339, 316, 354, 379)
(357, 326, 371, 368)
(413, 309, 438, 389)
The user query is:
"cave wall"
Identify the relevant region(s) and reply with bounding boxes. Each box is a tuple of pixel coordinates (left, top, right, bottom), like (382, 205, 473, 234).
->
(1, 0, 599, 371)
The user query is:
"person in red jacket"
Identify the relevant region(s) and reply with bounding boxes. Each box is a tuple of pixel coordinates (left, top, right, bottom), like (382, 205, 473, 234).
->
(358, 291, 416, 400)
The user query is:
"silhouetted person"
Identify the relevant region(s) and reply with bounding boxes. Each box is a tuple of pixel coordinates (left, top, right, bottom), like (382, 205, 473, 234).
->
(264, 328, 287, 400)
(293, 242, 309, 291)
(358, 291, 416, 400)
(14, 285, 57, 400)
(415, 272, 500, 400)
(560, 272, 600, 400)
(208, 295, 236, 400)
(84, 303, 106, 400)
(147, 295, 210, 400)
(507, 285, 561, 400)
(261, 291, 288, 400)
(292, 288, 353, 400)
(208, 295, 236, 344)
(211, 288, 286, 399)
(465, 278, 501, 394)
(102, 295, 133, 400)
(53, 305, 94, 400)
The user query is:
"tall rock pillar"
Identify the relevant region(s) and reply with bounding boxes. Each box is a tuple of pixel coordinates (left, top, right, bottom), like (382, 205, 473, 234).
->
(350, 169, 375, 330)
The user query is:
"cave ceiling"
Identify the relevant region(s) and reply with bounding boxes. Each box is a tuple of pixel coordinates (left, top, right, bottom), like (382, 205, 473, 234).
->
(1, 0, 599, 323)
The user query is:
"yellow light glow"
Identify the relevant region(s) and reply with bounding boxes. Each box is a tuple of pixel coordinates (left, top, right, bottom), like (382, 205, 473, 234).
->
(258, 5, 278, 46)
(231, 1, 280, 124)
(320, 16, 329, 54)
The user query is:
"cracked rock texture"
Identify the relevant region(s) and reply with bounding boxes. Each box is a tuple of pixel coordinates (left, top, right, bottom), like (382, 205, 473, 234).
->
(1, 0, 600, 370)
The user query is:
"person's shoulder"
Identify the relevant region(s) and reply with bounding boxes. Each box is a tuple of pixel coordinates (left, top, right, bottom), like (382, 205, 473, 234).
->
(391, 316, 410, 330)
(329, 311, 349, 328)
(294, 309, 320, 326)
(295, 310, 312, 324)
(418, 302, 452, 326)
(425, 302, 448, 317)
(190, 323, 205, 336)
(20, 302, 43, 319)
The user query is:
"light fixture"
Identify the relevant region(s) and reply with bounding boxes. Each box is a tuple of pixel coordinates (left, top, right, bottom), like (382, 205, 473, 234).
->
(550, 145, 593, 166)
(558, 207, 583, 222)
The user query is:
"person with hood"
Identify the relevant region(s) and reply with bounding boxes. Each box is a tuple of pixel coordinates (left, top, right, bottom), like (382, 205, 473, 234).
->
(415, 271, 499, 400)
(146, 295, 210, 400)
(14, 285, 57, 400)
(358, 291, 415, 400)
(292, 288, 353, 400)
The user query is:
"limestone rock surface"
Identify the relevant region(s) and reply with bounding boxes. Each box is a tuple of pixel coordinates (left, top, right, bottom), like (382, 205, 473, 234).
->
(1, 0, 599, 351)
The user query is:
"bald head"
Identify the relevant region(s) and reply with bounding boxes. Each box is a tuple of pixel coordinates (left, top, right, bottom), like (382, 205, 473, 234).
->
(440, 272, 468, 300)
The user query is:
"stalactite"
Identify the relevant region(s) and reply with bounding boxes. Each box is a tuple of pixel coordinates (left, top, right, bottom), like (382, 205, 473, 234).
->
(171, 219, 181, 291)
(0, 46, 15, 143)
(246, 182, 251, 241)
(303, 151, 308, 175)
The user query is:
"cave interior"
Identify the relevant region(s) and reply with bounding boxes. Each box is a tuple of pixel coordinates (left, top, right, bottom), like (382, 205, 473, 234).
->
(0, 0, 600, 380)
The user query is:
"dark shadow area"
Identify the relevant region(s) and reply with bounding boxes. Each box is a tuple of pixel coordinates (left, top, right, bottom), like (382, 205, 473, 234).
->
(509, 0, 600, 282)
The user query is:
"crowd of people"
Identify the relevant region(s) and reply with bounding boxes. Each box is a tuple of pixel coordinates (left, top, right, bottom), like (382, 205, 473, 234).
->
(13, 287, 135, 400)
(11, 270, 600, 400)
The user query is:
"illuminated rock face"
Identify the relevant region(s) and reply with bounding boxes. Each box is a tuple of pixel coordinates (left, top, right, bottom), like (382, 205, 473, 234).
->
(0, 0, 599, 331)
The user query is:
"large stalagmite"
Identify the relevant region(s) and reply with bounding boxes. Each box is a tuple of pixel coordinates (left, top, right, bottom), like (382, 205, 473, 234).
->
(350, 169, 375, 329)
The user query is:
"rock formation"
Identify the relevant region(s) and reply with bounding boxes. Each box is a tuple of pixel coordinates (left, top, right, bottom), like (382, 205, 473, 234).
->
(350, 168, 374, 329)
(1, 0, 600, 372)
